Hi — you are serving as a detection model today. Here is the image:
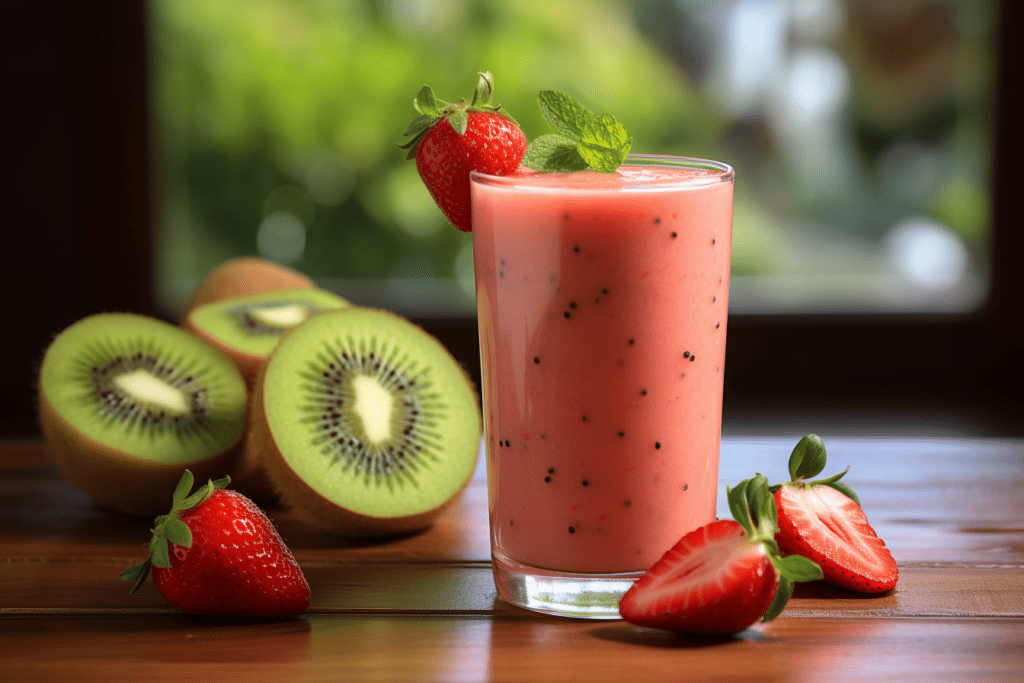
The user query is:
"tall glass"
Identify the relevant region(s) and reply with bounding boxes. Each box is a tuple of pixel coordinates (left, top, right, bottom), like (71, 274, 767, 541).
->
(470, 155, 735, 618)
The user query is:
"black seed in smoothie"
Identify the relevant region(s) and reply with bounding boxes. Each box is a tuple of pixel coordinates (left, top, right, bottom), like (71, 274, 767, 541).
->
(548, 467, 555, 474)
(534, 356, 540, 364)
(573, 245, 581, 253)
(499, 270, 505, 278)
(690, 355, 696, 362)
(601, 288, 609, 295)
(568, 526, 576, 534)
(544, 476, 552, 483)
(618, 431, 625, 437)
(581, 415, 588, 422)
(680, 373, 686, 379)
(655, 442, 661, 449)
(510, 519, 514, 526)
(628, 338, 635, 345)
(564, 311, 572, 319)
(712, 238, 717, 245)
(582, 479, 589, 487)
(716, 322, 720, 329)
(654, 217, 661, 224)
(624, 500, 631, 507)
(640, 389, 648, 396)
(683, 483, 689, 491)
(684, 351, 690, 358)
(712, 295, 717, 303)
(500, 259, 506, 266)
(569, 301, 577, 309)
(671, 231, 677, 238)
(504, 439, 511, 447)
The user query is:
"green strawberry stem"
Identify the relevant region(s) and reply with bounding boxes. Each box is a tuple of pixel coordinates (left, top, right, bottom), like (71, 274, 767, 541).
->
(119, 470, 231, 595)
(398, 71, 518, 159)
(769, 433, 861, 506)
(726, 474, 823, 623)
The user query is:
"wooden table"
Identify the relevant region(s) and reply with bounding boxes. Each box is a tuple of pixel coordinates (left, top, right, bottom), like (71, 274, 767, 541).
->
(2, 435, 1022, 682)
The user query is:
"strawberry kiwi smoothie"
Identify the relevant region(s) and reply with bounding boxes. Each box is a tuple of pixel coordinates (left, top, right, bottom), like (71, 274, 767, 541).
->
(471, 156, 734, 590)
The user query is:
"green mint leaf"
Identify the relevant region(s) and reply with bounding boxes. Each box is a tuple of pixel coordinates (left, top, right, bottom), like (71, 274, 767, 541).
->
(448, 108, 469, 135)
(761, 576, 793, 623)
(775, 553, 825, 583)
(521, 134, 589, 172)
(171, 470, 194, 509)
(824, 481, 861, 507)
(788, 434, 827, 481)
(150, 536, 172, 569)
(577, 113, 631, 173)
(472, 71, 494, 107)
(413, 85, 440, 116)
(538, 90, 595, 141)
(163, 518, 193, 548)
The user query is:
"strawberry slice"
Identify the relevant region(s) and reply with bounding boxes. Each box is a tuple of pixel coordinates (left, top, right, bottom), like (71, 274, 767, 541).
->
(771, 434, 899, 593)
(619, 474, 822, 635)
(398, 71, 526, 232)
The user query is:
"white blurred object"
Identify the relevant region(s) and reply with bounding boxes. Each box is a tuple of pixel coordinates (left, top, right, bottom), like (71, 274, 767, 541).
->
(885, 218, 969, 289)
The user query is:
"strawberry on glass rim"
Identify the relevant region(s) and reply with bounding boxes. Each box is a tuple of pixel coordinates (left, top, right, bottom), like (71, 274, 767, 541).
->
(619, 474, 822, 636)
(398, 71, 527, 232)
(770, 434, 899, 594)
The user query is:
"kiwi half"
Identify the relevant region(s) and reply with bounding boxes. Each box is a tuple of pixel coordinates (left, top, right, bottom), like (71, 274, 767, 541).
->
(183, 287, 352, 385)
(253, 307, 481, 536)
(182, 257, 316, 322)
(38, 313, 248, 516)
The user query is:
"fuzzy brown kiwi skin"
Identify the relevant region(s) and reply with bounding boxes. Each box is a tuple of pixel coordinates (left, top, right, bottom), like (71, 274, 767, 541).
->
(38, 390, 243, 517)
(181, 257, 315, 323)
(249, 311, 481, 537)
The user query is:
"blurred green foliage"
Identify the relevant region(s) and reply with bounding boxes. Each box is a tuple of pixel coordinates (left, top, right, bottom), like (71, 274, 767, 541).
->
(151, 0, 725, 314)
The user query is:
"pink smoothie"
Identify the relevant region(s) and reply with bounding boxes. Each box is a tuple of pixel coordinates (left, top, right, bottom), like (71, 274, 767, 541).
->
(471, 160, 734, 574)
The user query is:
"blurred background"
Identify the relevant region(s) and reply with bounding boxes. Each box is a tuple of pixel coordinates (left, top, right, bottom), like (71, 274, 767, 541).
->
(2, 0, 1020, 436)
(149, 0, 995, 317)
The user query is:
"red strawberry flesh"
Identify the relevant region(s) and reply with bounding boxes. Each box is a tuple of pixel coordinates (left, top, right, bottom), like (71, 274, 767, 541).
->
(774, 484, 898, 593)
(619, 520, 780, 635)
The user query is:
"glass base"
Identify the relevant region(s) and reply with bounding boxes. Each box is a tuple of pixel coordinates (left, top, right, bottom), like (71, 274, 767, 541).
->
(491, 551, 643, 619)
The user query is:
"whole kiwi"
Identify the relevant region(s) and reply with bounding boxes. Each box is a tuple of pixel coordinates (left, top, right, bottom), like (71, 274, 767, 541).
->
(38, 313, 248, 516)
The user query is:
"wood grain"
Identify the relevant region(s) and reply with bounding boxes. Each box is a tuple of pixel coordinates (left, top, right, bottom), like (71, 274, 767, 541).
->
(1, 437, 1022, 682)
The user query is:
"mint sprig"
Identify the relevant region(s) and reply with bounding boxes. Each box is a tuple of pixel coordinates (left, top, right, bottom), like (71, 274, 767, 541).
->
(521, 90, 632, 173)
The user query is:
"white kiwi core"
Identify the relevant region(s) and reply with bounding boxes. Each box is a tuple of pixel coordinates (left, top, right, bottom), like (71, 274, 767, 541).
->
(249, 304, 308, 329)
(352, 374, 393, 444)
(113, 369, 191, 416)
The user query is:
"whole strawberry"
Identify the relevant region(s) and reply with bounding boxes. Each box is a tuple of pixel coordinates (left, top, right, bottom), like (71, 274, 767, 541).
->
(770, 434, 899, 593)
(399, 71, 527, 232)
(619, 474, 822, 635)
(120, 471, 310, 617)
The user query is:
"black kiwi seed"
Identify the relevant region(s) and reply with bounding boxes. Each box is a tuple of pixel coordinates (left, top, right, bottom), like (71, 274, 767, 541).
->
(303, 336, 449, 479)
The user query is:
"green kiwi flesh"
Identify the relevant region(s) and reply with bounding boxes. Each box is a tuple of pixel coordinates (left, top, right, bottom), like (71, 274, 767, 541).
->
(187, 287, 351, 357)
(38, 313, 248, 515)
(257, 307, 481, 535)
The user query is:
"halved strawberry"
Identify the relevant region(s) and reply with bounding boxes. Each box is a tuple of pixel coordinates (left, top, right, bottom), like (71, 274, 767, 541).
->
(771, 434, 898, 593)
(398, 71, 526, 232)
(619, 475, 822, 635)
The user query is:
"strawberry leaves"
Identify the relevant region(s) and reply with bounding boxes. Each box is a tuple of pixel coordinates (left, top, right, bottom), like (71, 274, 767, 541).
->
(522, 90, 632, 173)
(398, 71, 518, 159)
(120, 470, 231, 595)
(726, 474, 823, 623)
(771, 433, 861, 505)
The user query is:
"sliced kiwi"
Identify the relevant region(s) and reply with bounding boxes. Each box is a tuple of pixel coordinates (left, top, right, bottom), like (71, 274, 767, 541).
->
(38, 313, 248, 516)
(182, 256, 316, 322)
(183, 287, 352, 384)
(253, 307, 481, 536)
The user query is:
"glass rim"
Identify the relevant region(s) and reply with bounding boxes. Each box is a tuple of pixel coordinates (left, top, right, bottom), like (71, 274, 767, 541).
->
(469, 153, 734, 190)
